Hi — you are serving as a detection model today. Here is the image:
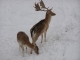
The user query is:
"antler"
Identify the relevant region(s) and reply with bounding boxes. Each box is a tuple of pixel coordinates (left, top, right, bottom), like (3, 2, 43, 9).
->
(39, 0, 46, 8)
(34, 0, 49, 11)
(39, 0, 49, 10)
(34, 2, 41, 11)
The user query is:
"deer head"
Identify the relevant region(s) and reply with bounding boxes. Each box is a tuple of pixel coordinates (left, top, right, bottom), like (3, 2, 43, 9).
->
(33, 45, 39, 54)
(46, 8, 56, 16)
(34, 0, 56, 16)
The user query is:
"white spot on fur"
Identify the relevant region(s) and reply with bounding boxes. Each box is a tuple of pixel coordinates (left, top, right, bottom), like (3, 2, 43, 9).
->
(32, 31, 36, 38)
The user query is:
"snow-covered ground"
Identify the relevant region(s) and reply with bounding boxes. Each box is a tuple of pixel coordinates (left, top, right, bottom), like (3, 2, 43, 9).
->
(0, 0, 80, 60)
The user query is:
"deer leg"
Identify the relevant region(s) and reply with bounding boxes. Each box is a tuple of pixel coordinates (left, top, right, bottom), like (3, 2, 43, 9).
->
(44, 31, 46, 42)
(30, 39, 34, 54)
(30, 34, 38, 54)
(30, 41, 36, 54)
(20, 45, 24, 57)
(41, 34, 43, 43)
(30, 48, 32, 54)
(26, 47, 27, 53)
(18, 41, 21, 51)
(30, 43, 36, 54)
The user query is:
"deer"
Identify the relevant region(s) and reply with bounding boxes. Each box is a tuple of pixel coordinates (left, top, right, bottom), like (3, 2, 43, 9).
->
(30, 0, 56, 54)
(17, 31, 39, 56)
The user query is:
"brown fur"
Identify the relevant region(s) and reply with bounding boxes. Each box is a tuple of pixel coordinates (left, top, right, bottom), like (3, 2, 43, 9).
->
(17, 31, 39, 56)
(30, 9, 56, 45)
(31, 0, 56, 53)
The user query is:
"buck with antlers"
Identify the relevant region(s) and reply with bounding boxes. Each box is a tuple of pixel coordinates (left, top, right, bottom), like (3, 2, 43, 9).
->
(17, 31, 39, 56)
(30, 0, 56, 53)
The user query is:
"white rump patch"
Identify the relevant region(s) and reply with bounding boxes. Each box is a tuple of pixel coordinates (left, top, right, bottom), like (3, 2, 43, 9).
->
(32, 31, 36, 38)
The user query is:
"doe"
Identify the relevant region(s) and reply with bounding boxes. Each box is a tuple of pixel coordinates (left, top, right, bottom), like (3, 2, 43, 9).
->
(17, 31, 39, 56)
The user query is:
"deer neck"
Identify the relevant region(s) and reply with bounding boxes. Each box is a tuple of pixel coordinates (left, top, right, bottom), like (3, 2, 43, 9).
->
(45, 13, 52, 24)
(27, 42, 34, 49)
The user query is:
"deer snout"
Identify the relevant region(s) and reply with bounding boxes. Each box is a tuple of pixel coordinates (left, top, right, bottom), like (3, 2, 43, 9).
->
(54, 13, 56, 15)
(52, 13, 56, 16)
(37, 52, 39, 55)
(35, 50, 39, 55)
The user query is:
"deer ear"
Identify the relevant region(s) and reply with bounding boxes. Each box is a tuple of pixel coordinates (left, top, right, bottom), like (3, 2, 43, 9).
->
(46, 10, 49, 14)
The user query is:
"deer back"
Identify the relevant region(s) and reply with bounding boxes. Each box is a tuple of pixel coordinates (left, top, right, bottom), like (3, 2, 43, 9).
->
(17, 31, 30, 45)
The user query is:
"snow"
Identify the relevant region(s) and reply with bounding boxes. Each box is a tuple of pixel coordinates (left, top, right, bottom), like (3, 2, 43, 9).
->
(0, 0, 80, 60)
